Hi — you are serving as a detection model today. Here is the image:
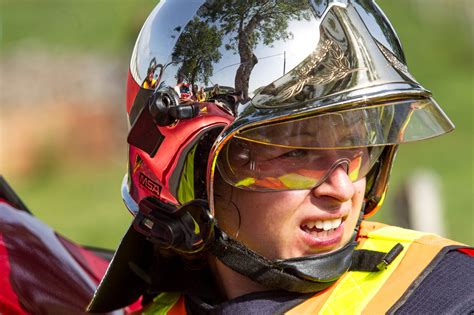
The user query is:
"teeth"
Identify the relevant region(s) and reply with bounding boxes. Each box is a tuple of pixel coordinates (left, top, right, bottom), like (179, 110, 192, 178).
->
(306, 221, 315, 229)
(315, 221, 324, 229)
(304, 218, 342, 231)
(323, 220, 332, 231)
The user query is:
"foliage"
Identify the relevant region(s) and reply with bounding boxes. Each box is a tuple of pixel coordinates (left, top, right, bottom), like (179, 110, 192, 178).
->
(200, 0, 311, 98)
(172, 18, 222, 87)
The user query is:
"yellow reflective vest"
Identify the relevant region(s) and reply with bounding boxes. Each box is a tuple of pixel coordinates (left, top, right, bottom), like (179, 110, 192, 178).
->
(140, 221, 463, 314)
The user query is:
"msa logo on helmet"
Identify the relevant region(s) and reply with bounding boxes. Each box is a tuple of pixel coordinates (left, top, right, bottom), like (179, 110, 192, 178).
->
(139, 172, 162, 196)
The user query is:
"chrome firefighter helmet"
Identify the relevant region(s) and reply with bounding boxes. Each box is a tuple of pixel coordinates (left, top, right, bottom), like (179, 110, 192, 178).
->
(88, 0, 453, 312)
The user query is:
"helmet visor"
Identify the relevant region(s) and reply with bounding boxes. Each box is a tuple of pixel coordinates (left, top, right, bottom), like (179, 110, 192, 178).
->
(217, 98, 453, 191)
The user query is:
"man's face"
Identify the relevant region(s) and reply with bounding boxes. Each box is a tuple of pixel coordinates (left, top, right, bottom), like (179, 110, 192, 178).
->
(214, 167, 365, 260)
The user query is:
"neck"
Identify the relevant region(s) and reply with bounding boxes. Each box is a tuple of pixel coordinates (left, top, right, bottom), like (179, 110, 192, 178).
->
(209, 256, 268, 300)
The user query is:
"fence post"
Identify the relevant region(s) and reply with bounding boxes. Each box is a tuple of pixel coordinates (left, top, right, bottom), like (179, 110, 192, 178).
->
(393, 169, 446, 236)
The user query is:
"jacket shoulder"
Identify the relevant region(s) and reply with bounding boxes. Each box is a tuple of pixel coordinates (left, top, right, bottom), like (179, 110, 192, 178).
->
(354, 221, 472, 313)
(392, 246, 474, 314)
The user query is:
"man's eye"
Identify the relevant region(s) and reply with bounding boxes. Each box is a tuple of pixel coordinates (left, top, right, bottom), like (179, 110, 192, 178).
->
(281, 149, 307, 158)
(339, 136, 357, 147)
(235, 149, 251, 164)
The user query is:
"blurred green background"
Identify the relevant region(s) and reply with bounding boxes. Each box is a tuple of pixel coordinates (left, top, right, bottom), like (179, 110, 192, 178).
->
(1, 0, 472, 249)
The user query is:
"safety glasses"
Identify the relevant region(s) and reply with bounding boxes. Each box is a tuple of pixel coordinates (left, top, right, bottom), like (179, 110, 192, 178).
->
(216, 99, 453, 191)
(218, 142, 383, 190)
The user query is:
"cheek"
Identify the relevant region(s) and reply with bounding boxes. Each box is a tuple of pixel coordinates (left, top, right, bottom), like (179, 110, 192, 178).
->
(234, 192, 284, 228)
(353, 178, 366, 204)
(214, 197, 240, 236)
(213, 177, 239, 235)
(231, 191, 300, 258)
(214, 190, 288, 236)
(235, 190, 302, 219)
(345, 178, 366, 231)
(220, 190, 300, 239)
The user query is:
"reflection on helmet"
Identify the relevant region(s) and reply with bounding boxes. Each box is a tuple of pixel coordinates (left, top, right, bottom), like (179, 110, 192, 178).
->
(120, 0, 453, 299)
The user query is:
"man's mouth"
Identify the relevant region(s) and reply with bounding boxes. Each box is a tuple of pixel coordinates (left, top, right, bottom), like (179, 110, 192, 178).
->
(301, 218, 344, 240)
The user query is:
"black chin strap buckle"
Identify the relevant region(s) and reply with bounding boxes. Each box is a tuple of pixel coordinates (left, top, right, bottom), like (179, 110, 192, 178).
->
(376, 243, 404, 271)
(350, 243, 404, 272)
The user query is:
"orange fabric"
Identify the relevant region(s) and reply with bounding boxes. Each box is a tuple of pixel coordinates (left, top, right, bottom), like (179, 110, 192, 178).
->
(358, 221, 387, 234)
(167, 295, 186, 315)
(358, 221, 387, 236)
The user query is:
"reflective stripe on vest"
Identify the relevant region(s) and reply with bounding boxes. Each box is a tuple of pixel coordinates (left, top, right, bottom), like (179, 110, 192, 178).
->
(286, 221, 463, 315)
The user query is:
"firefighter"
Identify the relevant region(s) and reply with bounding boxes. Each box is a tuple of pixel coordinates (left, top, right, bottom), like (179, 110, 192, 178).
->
(88, 1, 474, 313)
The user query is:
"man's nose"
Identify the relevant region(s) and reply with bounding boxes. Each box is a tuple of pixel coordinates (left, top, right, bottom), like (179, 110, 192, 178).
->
(312, 165, 355, 202)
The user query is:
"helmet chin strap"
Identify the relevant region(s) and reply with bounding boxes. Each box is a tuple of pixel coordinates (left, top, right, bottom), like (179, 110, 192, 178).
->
(209, 209, 364, 293)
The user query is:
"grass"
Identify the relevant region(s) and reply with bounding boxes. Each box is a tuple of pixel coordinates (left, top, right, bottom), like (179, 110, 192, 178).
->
(0, 0, 157, 56)
(7, 162, 131, 249)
